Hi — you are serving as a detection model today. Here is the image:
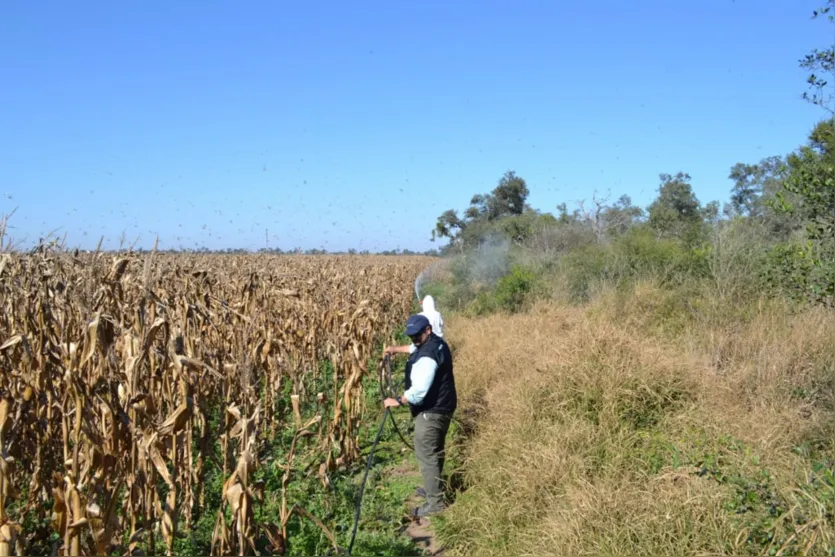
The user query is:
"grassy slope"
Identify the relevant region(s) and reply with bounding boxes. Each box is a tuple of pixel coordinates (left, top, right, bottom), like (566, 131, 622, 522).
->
(431, 283, 835, 556)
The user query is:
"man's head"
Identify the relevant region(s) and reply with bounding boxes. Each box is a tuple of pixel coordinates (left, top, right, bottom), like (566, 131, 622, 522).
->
(404, 314, 432, 346)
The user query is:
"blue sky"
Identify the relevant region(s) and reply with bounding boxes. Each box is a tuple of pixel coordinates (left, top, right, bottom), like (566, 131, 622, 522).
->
(0, 0, 831, 252)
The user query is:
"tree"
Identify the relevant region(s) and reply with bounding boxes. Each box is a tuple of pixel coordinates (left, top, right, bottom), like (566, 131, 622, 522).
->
(647, 172, 705, 243)
(600, 194, 644, 237)
(728, 156, 800, 238)
(490, 171, 530, 217)
(464, 193, 489, 221)
(763, 3, 835, 305)
(800, 1, 835, 113)
(555, 202, 580, 225)
(461, 170, 530, 223)
(767, 118, 835, 305)
(729, 156, 786, 217)
(431, 209, 466, 242)
(431, 170, 531, 247)
(702, 200, 721, 225)
(574, 193, 644, 241)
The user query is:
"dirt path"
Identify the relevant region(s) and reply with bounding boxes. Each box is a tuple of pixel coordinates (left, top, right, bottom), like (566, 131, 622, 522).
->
(405, 518, 443, 555)
(403, 490, 444, 556)
(388, 456, 446, 555)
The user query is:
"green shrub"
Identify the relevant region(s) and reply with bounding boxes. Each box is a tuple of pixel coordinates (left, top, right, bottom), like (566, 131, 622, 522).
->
(614, 228, 688, 278)
(467, 290, 498, 316)
(494, 265, 538, 313)
(559, 243, 610, 303)
(462, 265, 540, 315)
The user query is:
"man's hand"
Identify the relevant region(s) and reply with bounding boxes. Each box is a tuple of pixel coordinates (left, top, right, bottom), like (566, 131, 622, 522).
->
(384, 345, 407, 356)
(383, 397, 401, 408)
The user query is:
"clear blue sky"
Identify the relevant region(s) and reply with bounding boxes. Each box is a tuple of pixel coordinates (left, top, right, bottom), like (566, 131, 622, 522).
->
(1, 0, 831, 252)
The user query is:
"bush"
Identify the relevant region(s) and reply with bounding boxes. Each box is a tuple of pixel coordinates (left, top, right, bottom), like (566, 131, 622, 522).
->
(558, 243, 610, 303)
(554, 227, 715, 304)
(613, 227, 694, 279)
(765, 236, 835, 307)
(429, 220, 773, 316)
(494, 265, 538, 313)
(467, 290, 498, 316)
(703, 218, 772, 300)
(524, 221, 598, 259)
(463, 265, 540, 316)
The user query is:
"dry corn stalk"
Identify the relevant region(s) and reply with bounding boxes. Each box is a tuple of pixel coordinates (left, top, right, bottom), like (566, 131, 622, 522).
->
(0, 398, 20, 557)
(0, 250, 430, 555)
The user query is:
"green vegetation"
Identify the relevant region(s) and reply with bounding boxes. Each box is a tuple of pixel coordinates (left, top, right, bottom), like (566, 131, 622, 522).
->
(427, 3, 834, 314)
(420, 3, 835, 555)
(427, 110, 833, 312)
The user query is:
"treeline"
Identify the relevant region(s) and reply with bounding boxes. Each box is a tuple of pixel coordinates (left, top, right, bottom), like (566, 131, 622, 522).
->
(161, 247, 441, 256)
(429, 3, 834, 312)
(17, 244, 441, 257)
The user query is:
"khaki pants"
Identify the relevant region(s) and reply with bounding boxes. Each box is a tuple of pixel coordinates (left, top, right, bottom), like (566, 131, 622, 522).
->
(414, 411, 452, 511)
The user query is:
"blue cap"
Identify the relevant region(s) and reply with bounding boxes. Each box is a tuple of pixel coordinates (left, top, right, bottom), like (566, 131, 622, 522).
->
(404, 314, 430, 336)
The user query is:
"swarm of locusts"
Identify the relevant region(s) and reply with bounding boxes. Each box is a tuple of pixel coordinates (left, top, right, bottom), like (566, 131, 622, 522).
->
(0, 248, 432, 556)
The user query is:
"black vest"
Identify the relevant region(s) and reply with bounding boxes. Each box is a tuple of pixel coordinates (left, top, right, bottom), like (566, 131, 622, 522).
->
(404, 333, 457, 417)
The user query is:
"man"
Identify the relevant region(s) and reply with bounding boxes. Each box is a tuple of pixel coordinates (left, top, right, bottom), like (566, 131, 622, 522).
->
(383, 314, 457, 518)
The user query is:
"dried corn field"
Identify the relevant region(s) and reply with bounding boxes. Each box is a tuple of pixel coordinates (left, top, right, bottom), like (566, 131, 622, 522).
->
(0, 249, 433, 556)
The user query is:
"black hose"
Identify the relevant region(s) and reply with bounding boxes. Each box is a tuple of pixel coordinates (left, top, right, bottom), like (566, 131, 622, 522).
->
(342, 355, 417, 555)
(379, 355, 414, 451)
(386, 409, 414, 451)
(347, 407, 390, 556)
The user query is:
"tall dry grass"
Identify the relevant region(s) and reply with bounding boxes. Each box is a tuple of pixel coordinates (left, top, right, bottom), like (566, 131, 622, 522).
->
(435, 284, 835, 556)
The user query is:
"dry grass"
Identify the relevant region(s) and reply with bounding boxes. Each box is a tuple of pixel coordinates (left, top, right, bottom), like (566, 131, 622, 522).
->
(435, 285, 835, 556)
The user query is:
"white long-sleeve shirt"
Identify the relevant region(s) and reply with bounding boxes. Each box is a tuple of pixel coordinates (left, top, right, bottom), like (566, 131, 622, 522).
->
(403, 343, 438, 405)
